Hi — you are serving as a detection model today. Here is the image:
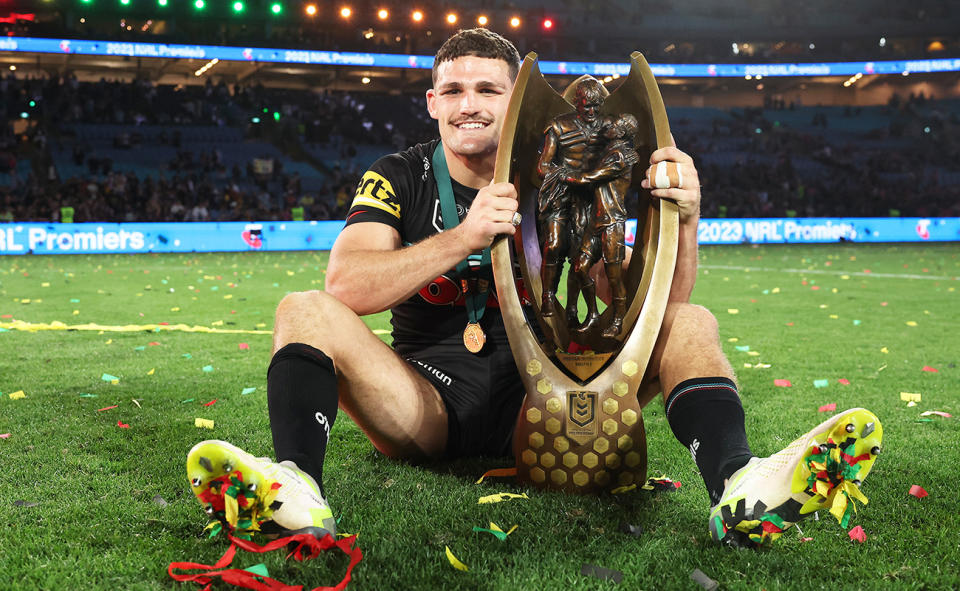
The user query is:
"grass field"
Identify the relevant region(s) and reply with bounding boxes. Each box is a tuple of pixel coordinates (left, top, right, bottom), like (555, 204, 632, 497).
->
(1, 243, 958, 590)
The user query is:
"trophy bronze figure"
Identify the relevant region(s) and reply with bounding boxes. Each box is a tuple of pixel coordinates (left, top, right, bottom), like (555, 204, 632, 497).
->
(491, 53, 679, 493)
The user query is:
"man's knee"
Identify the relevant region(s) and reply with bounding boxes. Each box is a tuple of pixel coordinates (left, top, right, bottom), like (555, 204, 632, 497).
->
(274, 290, 345, 348)
(664, 303, 720, 341)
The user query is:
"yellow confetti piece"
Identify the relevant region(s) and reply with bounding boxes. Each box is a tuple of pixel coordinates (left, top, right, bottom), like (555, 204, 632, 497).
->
(831, 288, 838, 293)
(41, 282, 50, 287)
(9, 391, 26, 400)
(829, 314, 839, 319)
(880, 347, 888, 354)
(445, 546, 468, 571)
(906, 321, 918, 327)
(211, 320, 224, 326)
(105, 339, 113, 345)
(900, 392, 921, 402)
(21, 299, 30, 304)
(477, 492, 529, 504)
(195, 418, 215, 429)
(727, 337, 739, 342)
(743, 363, 752, 368)
(747, 351, 760, 357)
(147, 368, 155, 376)
(223, 295, 233, 299)
(727, 309, 739, 315)
(373, 329, 390, 335)
(841, 275, 850, 280)
(0, 320, 269, 335)
(772, 287, 780, 293)
(224, 494, 239, 527)
(819, 304, 828, 309)
(170, 307, 181, 312)
(72, 310, 80, 315)
(611, 484, 638, 494)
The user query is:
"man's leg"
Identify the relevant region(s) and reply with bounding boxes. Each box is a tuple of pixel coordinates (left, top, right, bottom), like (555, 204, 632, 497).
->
(645, 303, 752, 504)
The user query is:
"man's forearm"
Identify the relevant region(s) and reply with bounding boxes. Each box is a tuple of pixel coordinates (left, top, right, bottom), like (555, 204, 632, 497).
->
(669, 215, 699, 303)
(326, 228, 473, 316)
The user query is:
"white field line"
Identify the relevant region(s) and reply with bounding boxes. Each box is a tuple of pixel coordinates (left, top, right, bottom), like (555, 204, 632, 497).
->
(700, 264, 959, 281)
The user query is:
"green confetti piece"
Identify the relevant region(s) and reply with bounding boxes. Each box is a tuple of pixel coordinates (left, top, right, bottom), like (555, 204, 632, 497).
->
(202, 365, 214, 373)
(70, 299, 80, 303)
(853, 319, 862, 326)
(0, 327, 8, 332)
(472, 526, 508, 542)
(813, 379, 829, 388)
(243, 563, 270, 578)
(762, 289, 770, 295)
(916, 418, 933, 423)
(211, 286, 219, 291)
(735, 345, 750, 352)
(181, 398, 195, 403)
(241, 387, 257, 395)
(101, 373, 119, 382)
(79, 393, 98, 398)
(134, 346, 146, 351)
(183, 353, 193, 359)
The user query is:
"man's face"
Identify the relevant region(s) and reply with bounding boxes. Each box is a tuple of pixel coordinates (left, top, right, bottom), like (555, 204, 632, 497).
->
(577, 96, 602, 124)
(426, 56, 514, 159)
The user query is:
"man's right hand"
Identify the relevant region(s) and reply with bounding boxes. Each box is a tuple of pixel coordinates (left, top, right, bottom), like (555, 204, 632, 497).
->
(456, 181, 519, 251)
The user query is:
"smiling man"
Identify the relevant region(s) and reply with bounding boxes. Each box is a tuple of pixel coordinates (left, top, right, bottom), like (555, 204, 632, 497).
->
(184, 28, 883, 550)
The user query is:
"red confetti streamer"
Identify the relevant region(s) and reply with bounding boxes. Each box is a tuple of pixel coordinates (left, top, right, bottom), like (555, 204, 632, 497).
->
(921, 366, 938, 373)
(238, 343, 250, 350)
(149, 341, 161, 346)
(818, 403, 837, 412)
(97, 405, 119, 412)
(909, 485, 928, 498)
(800, 537, 813, 543)
(811, 285, 820, 291)
(838, 379, 851, 385)
(117, 420, 130, 428)
(204, 399, 218, 407)
(774, 379, 792, 387)
(848, 525, 867, 543)
(1, 314, 12, 318)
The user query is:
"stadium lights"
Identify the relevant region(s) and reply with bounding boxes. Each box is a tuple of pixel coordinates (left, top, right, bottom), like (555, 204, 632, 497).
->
(194, 0, 205, 9)
(270, 2, 282, 14)
(157, 0, 167, 6)
(232, 1, 244, 12)
(412, 10, 423, 22)
(879, 37, 886, 47)
(119, 0, 130, 6)
(304, 4, 316, 16)
(340, 6, 351, 18)
(509, 16, 520, 27)
(377, 8, 388, 20)
(194, 57, 218, 77)
(446, 12, 457, 24)
(542, 18, 553, 29)
(477, 15, 488, 26)
(361, 76, 371, 84)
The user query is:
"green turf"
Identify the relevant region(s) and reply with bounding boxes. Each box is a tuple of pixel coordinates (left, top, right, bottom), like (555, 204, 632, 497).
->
(0, 244, 958, 590)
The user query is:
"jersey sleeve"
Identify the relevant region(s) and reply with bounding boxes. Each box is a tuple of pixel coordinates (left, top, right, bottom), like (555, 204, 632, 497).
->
(344, 154, 412, 232)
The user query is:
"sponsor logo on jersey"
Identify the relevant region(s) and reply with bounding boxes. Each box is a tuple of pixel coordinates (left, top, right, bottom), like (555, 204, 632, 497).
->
(351, 171, 400, 219)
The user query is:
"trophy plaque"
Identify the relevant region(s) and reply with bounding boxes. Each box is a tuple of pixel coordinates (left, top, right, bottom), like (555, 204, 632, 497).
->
(491, 52, 679, 493)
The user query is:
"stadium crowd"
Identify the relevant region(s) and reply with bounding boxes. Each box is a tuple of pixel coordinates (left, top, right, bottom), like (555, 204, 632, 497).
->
(1, 74, 958, 223)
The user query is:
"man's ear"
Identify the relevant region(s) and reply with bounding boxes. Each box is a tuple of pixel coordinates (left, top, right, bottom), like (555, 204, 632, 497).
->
(425, 88, 439, 120)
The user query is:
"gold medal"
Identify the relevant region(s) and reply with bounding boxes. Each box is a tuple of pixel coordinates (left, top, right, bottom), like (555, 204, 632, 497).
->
(463, 322, 486, 353)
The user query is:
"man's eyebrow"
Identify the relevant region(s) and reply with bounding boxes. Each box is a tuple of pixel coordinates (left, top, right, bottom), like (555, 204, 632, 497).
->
(437, 80, 507, 92)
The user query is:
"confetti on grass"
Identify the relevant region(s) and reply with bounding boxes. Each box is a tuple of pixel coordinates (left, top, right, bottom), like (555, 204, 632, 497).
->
(477, 492, 529, 504)
(101, 373, 120, 383)
(117, 420, 130, 429)
(8, 391, 25, 400)
(241, 387, 257, 395)
(0, 433, 11, 439)
(691, 568, 719, 590)
(909, 485, 928, 498)
(195, 418, 215, 430)
(774, 379, 792, 387)
(920, 410, 952, 418)
(900, 392, 922, 402)
(818, 403, 837, 412)
(921, 365, 938, 373)
(848, 525, 867, 543)
(581, 563, 623, 584)
(444, 546, 468, 571)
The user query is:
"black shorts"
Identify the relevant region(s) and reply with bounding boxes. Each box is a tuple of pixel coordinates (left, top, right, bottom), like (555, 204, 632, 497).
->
(404, 337, 525, 459)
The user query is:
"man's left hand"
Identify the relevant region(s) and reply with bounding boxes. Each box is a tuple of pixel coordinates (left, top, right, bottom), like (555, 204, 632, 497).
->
(640, 141, 701, 223)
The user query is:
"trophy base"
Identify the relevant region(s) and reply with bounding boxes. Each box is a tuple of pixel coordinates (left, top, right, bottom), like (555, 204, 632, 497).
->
(513, 354, 648, 494)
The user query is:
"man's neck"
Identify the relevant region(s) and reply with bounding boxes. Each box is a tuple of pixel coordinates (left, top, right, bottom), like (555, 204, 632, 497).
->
(443, 143, 495, 189)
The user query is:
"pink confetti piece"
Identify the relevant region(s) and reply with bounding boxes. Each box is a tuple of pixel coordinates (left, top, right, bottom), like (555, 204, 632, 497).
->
(800, 537, 813, 543)
(811, 285, 820, 291)
(774, 379, 792, 387)
(909, 485, 928, 498)
(785, 322, 794, 326)
(838, 379, 851, 385)
(148, 341, 161, 346)
(0, 433, 11, 439)
(238, 343, 250, 350)
(204, 399, 218, 407)
(1, 314, 12, 319)
(848, 525, 867, 543)
(117, 420, 130, 429)
(920, 410, 953, 418)
(97, 405, 119, 412)
(880, 302, 887, 306)
(818, 403, 837, 412)
(921, 365, 939, 373)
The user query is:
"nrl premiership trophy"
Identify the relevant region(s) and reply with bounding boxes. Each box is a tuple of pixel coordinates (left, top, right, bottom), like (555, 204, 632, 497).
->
(491, 53, 679, 493)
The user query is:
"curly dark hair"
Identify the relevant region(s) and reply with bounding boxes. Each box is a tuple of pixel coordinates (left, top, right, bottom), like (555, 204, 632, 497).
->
(432, 28, 522, 84)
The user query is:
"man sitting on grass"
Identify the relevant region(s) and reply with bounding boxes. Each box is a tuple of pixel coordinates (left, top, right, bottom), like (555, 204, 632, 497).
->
(185, 28, 883, 548)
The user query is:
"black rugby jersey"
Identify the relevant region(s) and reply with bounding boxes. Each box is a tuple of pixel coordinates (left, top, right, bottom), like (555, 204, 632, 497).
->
(344, 139, 530, 355)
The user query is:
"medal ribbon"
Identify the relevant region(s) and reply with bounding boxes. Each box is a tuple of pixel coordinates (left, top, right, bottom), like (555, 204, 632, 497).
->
(431, 142, 491, 325)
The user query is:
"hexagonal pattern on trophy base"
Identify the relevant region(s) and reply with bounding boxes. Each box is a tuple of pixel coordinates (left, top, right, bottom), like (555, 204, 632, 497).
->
(514, 367, 647, 494)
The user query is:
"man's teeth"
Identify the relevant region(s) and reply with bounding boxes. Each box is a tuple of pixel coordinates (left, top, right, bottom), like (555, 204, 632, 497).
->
(457, 122, 486, 129)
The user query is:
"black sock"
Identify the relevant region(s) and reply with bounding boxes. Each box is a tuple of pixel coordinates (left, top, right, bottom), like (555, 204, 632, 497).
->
(665, 377, 753, 505)
(267, 343, 339, 497)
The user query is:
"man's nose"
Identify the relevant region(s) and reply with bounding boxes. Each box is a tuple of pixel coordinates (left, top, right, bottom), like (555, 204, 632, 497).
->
(459, 91, 480, 114)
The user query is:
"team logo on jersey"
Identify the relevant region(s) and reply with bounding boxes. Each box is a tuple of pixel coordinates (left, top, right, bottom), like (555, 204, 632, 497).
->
(566, 391, 598, 444)
(351, 171, 400, 219)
